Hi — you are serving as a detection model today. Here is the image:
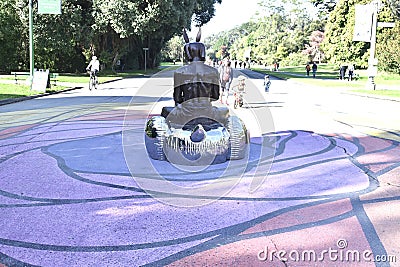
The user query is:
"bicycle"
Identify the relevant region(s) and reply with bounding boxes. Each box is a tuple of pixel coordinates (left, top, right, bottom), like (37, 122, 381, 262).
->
(232, 75, 246, 109)
(233, 90, 245, 109)
(88, 70, 98, 90)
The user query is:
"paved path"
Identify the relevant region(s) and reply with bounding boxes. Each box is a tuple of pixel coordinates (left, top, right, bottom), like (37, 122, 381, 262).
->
(0, 68, 399, 266)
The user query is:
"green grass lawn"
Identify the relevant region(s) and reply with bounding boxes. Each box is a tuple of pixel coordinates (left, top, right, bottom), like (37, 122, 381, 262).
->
(0, 68, 163, 101)
(254, 64, 400, 98)
(0, 83, 69, 100)
(1, 65, 398, 101)
(1, 68, 161, 84)
(351, 89, 400, 98)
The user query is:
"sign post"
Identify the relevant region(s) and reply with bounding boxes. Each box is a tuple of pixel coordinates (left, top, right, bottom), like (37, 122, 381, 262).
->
(29, 0, 34, 89)
(28, 0, 61, 90)
(38, 0, 62, 14)
(366, 1, 379, 90)
(353, 1, 395, 90)
(143, 48, 149, 73)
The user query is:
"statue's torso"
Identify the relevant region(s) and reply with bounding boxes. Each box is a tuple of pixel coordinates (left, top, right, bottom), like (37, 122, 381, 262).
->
(174, 62, 220, 105)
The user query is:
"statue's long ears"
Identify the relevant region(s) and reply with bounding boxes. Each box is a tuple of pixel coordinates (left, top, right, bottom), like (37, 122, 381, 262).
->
(183, 29, 190, 43)
(196, 28, 201, 42)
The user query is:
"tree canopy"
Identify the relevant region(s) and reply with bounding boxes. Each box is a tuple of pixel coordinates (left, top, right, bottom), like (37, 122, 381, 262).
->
(0, 0, 221, 73)
(205, 0, 324, 66)
(204, 0, 400, 73)
(2, 0, 399, 74)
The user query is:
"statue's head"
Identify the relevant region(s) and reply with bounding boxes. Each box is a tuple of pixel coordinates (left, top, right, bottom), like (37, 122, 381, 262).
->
(183, 28, 206, 62)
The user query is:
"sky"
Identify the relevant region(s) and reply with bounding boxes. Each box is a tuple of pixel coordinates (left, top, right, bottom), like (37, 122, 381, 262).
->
(189, 0, 261, 39)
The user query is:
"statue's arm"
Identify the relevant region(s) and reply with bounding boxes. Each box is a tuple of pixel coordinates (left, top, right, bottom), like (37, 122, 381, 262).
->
(173, 73, 183, 105)
(211, 83, 220, 101)
(173, 85, 183, 105)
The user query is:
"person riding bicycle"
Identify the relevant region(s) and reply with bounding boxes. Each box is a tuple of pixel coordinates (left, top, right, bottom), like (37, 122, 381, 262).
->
(231, 75, 247, 108)
(233, 75, 246, 93)
(86, 56, 100, 90)
(86, 55, 100, 75)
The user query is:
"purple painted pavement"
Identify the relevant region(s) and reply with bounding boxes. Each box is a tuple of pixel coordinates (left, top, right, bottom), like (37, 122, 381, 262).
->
(0, 74, 399, 266)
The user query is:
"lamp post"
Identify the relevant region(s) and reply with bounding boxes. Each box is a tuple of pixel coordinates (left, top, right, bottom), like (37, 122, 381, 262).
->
(143, 48, 149, 73)
(366, 0, 381, 90)
(29, 0, 34, 89)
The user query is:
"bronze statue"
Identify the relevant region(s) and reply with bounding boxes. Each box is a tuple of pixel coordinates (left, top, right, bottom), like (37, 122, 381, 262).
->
(162, 28, 225, 130)
(145, 28, 249, 165)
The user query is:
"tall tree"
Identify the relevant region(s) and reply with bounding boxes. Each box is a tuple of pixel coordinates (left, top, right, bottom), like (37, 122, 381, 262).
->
(310, 0, 337, 13)
(321, 0, 370, 67)
(322, 0, 399, 71)
(303, 30, 325, 62)
(1, 0, 222, 72)
(91, 0, 222, 69)
(387, 0, 400, 20)
(0, 1, 24, 72)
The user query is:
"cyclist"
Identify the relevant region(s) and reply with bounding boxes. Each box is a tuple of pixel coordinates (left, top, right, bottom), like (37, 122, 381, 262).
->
(231, 75, 246, 108)
(86, 55, 100, 89)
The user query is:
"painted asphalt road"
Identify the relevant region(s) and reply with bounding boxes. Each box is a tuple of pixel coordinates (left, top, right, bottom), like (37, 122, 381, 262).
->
(0, 68, 399, 266)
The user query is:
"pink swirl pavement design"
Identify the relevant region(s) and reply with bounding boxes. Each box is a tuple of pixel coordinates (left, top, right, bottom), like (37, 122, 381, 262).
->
(0, 107, 399, 266)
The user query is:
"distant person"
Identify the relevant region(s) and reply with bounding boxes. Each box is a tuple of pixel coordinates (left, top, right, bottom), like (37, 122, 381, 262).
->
(305, 63, 311, 76)
(339, 65, 346, 80)
(234, 60, 237, 68)
(238, 61, 243, 68)
(312, 62, 318, 78)
(219, 60, 233, 104)
(86, 55, 100, 75)
(264, 75, 271, 92)
(347, 63, 355, 81)
(276, 62, 280, 72)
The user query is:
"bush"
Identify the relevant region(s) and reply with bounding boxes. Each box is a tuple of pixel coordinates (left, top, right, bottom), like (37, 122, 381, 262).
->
(377, 25, 400, 74)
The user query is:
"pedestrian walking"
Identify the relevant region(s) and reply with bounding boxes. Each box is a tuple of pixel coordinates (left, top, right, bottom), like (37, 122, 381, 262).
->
(347, 63, 355, 81)
(339, 65, 347, 80)
(312, 62, 318, 78)
(219, 60, 233, 105)
(305, 63, 311, 76)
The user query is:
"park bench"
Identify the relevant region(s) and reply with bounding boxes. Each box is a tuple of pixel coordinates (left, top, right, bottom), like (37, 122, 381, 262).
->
(10, 71, 59, 86)
(337, 73, 360, 81)
(49, 73, 59, 86)
(11, 72, 30, 84)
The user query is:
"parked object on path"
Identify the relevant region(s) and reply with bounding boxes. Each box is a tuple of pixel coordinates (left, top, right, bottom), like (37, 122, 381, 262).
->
(145, 28, 249, 165)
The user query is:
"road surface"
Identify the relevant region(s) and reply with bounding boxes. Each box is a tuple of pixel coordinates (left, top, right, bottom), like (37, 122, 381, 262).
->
(0, 67, 399, 266)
